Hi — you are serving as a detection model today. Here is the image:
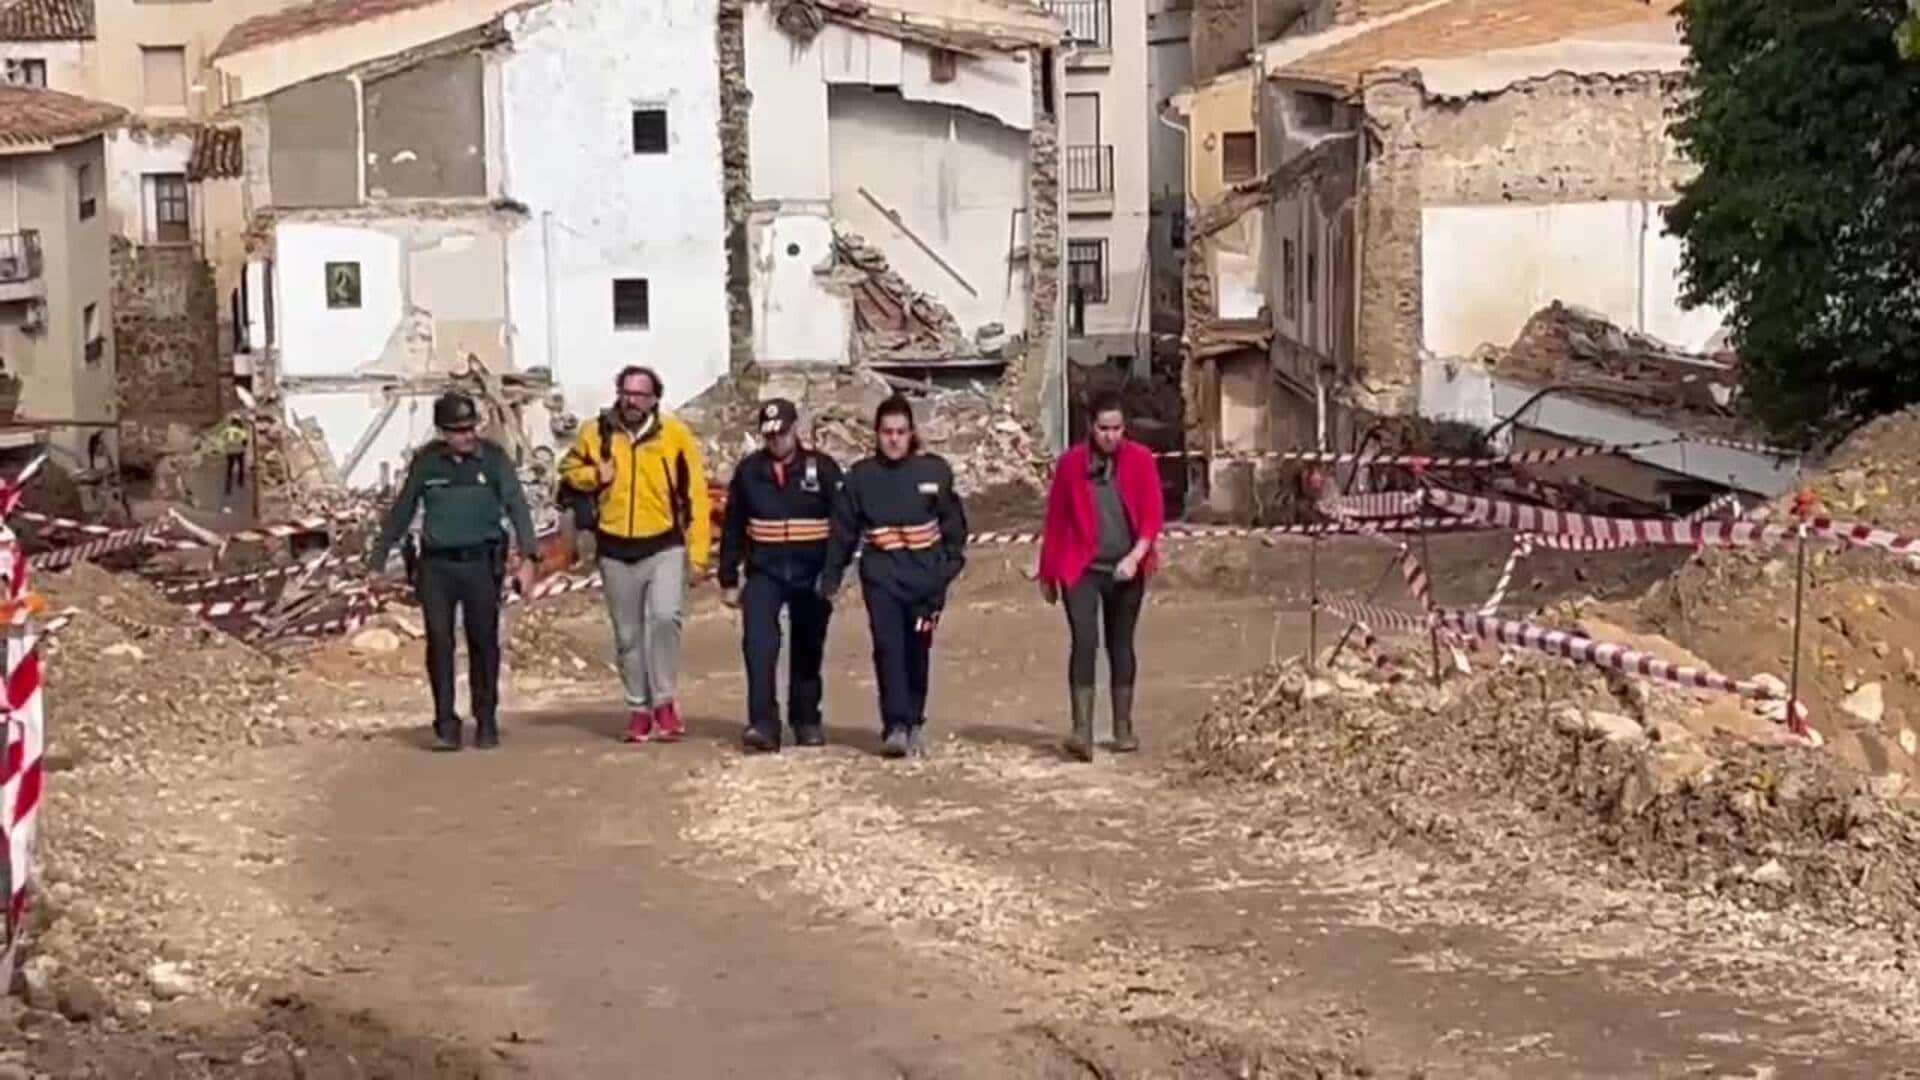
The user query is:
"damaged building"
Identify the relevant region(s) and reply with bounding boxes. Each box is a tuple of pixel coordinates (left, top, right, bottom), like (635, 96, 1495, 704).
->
(1170, 0, 1796, 516)
(740, 0, 1068, 439)
(209, 0, 734, 486)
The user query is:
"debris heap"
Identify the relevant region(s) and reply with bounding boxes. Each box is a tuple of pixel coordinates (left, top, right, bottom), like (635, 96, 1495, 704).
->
(1191, 620, 1920, 936)
(679, 368, 1051, 526)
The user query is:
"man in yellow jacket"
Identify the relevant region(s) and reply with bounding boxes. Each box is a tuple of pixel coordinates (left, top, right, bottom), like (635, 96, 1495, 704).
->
(561, 364, 711, 744)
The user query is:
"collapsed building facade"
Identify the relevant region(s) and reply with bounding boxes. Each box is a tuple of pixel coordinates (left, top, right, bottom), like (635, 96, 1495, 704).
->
(1169, 0, 1797, 517)
(194, 0, 1067, 493)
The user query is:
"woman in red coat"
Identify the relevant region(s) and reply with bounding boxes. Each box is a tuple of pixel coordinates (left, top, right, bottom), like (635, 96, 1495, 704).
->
(1037, 390, 1165, 761)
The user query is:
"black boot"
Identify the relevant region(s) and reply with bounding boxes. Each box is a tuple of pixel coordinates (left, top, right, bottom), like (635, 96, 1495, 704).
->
(474, 718, 500, 750)
(793, 724, 826, 747)
(1110, 687, 1138, 753)
(433, 719, 462, 753)
(1065, 686, 1095, 762)
(742, 726, 779, 753)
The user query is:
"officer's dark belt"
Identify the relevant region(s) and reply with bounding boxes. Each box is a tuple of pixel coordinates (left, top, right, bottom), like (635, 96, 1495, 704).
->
(425, 543, 496, 562)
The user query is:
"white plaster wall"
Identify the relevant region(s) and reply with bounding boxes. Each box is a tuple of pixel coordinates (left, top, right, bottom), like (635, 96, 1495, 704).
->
(828, 86, 1030, 339)
(273, 221, 404, 378)
(745, 2, 829, 202)
(500, 0, 728, 417)
(0, 43, 91, 95)
(104, 129, 195, 246)
(1062, 0, 1150, 343)
(286, 388, 441, 490)
(751, 210, 850, 365)
(1421, 201, 1728, 358)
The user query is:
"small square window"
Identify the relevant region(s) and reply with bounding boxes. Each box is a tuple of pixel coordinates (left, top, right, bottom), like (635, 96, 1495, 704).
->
(612, 278, 650, 330)
(325, 261, 362, 310)
(4, 59, 47, 87)
(631, 108, 668, 155)
(81, 303, 103, 363)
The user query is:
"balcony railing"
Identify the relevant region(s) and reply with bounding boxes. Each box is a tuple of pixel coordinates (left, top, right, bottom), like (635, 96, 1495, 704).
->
(1066, 145, 1115, 196)
(0, 231, 43, 286)
(1047, 0, 1111, 49)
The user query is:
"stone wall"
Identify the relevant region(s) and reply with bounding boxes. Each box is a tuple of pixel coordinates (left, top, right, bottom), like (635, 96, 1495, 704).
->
(1016, 48, 1065, 441)
(717, 0, 755, 373)
(1353, 69, 1693, 412)
(111, 238, 225, 474)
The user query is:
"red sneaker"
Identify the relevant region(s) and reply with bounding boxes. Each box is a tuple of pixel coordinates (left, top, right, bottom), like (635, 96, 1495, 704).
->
(654, 702, 684, 743)
(623, 708, 654, 743)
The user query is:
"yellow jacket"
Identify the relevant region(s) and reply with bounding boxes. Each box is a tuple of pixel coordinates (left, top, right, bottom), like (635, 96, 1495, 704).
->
(562, 410, 711, 568)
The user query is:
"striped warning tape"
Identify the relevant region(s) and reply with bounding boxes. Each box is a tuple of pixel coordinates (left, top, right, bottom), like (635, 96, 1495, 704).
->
(178, 597, 276, 619)
(1433, 609, 1799, 713)
(1321, 597, 1430, 635)
(154, 555, 355, 598)
(1681, 492, 1744, 524)
(1155, 439, 1679, 470)
(1480, 535, 1535, 615)
(1316, 492, 1423, 519)
(1425, 489, 1920, 557)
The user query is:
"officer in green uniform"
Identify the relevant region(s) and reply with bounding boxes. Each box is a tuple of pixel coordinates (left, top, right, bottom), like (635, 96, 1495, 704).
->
(367, 392, 538, 751)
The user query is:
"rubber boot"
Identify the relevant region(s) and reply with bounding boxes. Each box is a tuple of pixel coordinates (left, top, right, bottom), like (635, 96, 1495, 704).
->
(1110, 686, 1139, 753)
(1065, 686, 1095, 762)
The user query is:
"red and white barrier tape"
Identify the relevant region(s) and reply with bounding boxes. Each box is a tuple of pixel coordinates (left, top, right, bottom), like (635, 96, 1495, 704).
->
(155, 555, 354, 598)
(1434, 609, 1802, 715)
(1681, 492, 1744, 524)
(1427, 489, 1920, 557)
(1321, 597, 1430, 636)
(1157, 439, 1679, 470)
(2, 623, 44, 947)
(1316, 492, 1424, 520)
(1480, 535, 1535, 615)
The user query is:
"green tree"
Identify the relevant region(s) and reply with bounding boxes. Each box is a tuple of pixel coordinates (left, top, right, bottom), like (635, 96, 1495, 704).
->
(1667, 0, 1920, 445)
(1901, 0, 1920, 58)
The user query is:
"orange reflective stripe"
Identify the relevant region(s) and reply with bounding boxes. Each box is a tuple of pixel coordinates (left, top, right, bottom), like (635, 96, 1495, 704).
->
(863, 522, 940, 551)
(747, 518, 831, 544)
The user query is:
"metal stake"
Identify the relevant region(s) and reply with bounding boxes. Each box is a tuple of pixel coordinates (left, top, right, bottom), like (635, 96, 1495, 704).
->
(1324, 556, 1397, 670)
(1787, 519, 1809, 736)
(1416, 481, 1441, 686)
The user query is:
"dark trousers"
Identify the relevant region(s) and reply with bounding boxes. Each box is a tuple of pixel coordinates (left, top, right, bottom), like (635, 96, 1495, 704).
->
(418, 550, 502, 737)
(223, 453, 245, 494)
(742, 574, 832, 738)
(864, 587, 932, 736)
(1064, 570, 1146, 689)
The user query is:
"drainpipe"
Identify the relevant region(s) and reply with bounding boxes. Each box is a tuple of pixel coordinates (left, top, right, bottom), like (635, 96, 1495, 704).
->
(1348, 108, 1366, 428)
(542, 210, 559, 382)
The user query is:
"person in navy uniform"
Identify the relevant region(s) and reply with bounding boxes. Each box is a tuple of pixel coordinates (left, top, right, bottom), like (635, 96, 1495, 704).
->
(717, 398, 844, 753)
(818, 395, 968, 759)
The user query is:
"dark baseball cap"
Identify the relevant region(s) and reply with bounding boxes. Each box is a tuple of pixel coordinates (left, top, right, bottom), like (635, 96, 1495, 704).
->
(756, 398, 798, 435)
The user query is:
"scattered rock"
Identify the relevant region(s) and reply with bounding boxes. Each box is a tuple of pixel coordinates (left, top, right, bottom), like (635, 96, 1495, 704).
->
(1749, 858, 1792, 890)
(1553, 707, 1644, 743)
(145, 962, 198, 1002)
(1840, 682, 1886, 727)
(54, 974, 109, 1023)
(348, 627, 403, 654)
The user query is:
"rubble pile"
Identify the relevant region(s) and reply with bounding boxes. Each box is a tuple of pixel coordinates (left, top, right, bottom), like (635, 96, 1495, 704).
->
(680, 368, 1051, 526)
(1475, 302, 1746, 432)
(832, 231, 981, 363)
(1190, 627, 1920, 934)
(1637, 406, 1920, 781)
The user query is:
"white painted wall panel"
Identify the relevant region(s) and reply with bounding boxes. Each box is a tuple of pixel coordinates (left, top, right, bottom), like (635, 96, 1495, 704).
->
(745, 2, 831, 201)
(104, 129, 194, 246)
(899, 45, 1033, 131)
(274, 222, 405, 378)
(501, 0, 729, 416)
(828, 86, 1030, 339)
(752, 212, 850, 365)
(1421, 200, 1729, 359)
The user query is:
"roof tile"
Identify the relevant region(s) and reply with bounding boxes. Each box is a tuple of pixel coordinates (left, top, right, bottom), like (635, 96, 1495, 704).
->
(187, 125, 244, 180)
(215, 0, 451, 58)
(0, 0, 92, 41)
(1282, 0, 1678, 88)
(0, 84, 124, 149)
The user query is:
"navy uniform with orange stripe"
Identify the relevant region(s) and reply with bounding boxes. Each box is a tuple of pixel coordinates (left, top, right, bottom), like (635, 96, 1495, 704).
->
(818, 410, 968, 757)
(717, 399, 844, 750)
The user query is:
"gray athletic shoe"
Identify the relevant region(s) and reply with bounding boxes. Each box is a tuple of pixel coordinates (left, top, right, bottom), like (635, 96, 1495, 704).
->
(882, 728, 911, 759)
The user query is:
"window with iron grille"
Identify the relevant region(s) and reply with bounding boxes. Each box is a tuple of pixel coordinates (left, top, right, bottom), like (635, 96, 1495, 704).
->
(1067, 239, 1107, 304)
(1221, 131, 1257, 183)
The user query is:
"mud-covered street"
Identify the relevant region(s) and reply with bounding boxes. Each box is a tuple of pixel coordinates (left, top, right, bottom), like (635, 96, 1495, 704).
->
(17, 534, 1920, 1077)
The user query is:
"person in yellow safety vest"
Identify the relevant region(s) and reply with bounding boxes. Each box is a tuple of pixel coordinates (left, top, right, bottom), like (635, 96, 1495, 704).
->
(560, 364, 712, 745)
(221, 416, 249, 496)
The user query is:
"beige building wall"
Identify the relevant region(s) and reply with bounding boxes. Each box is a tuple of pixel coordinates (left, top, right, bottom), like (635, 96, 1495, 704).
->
(0, 136, 117, 465)
(1059, 0, 1153, 369)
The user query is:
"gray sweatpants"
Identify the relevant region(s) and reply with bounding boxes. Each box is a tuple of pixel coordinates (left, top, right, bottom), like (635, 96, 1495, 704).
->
(600, 547, 688, 709)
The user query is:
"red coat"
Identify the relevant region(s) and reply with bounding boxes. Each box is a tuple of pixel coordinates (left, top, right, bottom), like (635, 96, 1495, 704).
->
(1038, 439, 1164, 588)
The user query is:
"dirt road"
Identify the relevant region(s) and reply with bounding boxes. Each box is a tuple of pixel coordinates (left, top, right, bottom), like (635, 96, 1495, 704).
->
(26, 538, 1920, 1076)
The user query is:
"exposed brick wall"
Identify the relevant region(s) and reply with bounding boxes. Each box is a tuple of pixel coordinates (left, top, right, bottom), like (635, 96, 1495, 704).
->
(717, 0, 754, 373)
(111, 238, 224, 473)
(1353, 70, 1693, 410)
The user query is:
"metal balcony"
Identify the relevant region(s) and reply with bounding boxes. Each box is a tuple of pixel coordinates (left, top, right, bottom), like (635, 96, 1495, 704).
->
(1066, 145, 1115, 195)
(1047, 0, 1111, 50)
(0, 231, 42, 285)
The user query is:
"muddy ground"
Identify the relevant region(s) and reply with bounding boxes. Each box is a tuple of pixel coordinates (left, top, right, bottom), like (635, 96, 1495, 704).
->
(14, 534, 1920, 1076)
